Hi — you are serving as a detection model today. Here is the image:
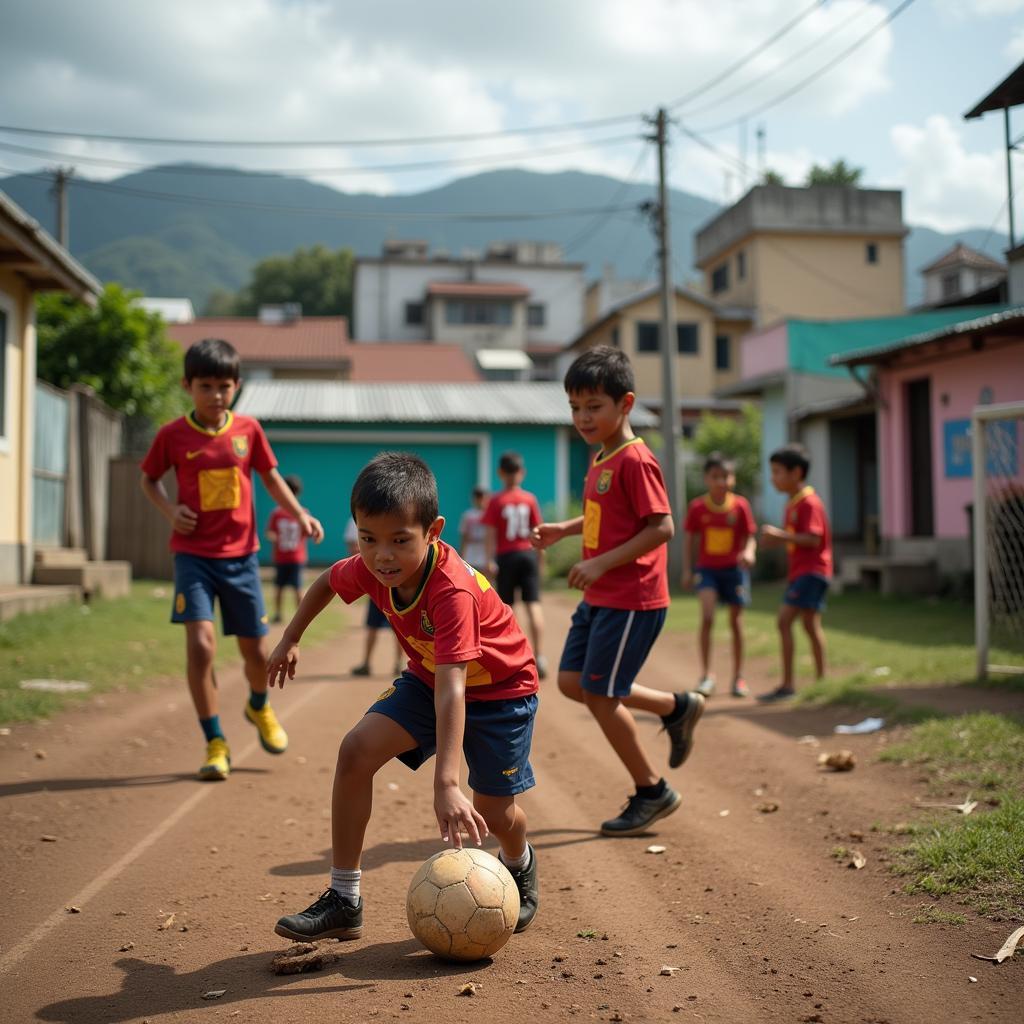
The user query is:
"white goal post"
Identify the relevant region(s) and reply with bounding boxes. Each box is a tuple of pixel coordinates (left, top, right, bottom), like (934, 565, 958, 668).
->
(973, 400, 1024, 681)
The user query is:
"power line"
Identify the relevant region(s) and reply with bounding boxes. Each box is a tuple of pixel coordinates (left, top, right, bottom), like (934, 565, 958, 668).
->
(694, 0, 920, 134)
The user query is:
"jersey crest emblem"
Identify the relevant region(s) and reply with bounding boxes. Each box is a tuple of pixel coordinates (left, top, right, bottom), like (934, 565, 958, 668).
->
(596, 469, 613, 494)
(231, 435, 249, 458)
(420, 610, 435, 636)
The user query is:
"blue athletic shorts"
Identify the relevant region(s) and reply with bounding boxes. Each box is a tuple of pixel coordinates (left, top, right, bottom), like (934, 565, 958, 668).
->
(559, 601, 666, 698)
(274, 563, 303, 589)
(694, 566, 750, 607)
(784, 573, 830, 612)
(365, 599, 390, 630)
(172, 552, 268, 637)
(367, 673, 538, 797)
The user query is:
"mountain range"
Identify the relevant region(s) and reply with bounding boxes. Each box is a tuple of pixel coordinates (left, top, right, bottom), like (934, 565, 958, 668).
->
(0, 164, 1007, 312)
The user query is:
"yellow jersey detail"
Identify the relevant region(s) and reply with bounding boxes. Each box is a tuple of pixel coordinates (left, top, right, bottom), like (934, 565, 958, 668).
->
(501, 766, 520, 777)
(704, 526, 735, 556)
(198, 466, 241, 511)
(403, 637, 493, 686)
(175, 592, 186, 614)
(473, 567, 491, 592)
(596, 468, 613, 494)
(231, 435, 249, 458)
(185, 410, 234, 437)
(375, 685, 396, 702)
(185, 449, 203, 460)
(593, 436, 643, 466)
(583, 498, 601, 550)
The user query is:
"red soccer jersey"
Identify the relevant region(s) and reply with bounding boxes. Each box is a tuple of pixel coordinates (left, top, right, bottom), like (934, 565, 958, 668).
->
(683, 493, 756, 570)
(481, 487, 543, 555)
(329, 541, 538, 702)
(140, 411, 276, 558)
(267, 507, 308, 565)
(784, 486, 833, 581)
(580, 438, 671, 610)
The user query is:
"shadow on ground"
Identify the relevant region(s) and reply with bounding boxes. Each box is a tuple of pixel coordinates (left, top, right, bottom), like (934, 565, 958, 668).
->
(0, 767, 269, 800)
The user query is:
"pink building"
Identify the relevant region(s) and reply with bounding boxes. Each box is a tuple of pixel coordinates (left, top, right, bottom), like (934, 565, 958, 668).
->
(834, 309, 1024, 576)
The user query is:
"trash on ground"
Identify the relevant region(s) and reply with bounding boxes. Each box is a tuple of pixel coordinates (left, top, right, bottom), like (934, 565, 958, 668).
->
(968, 976, 978, 983)
(916, 795, 979, 815)
(65, 906, 81, 913)
(818, 750, 856, 772)
(848, 851, 866, 870)
(971, 926, 1024, 964)
(158, 913, 176, 930)
(660, 965, 682, 976)
(20, 679, 92, 693)
(270, 942, 343, 974)
(834, 717, 885, 735)
(457, 983, 480, 996)
(40, 834, 58, 842)
(646, 845, 666, 854)
(201, 990, 226, 1000)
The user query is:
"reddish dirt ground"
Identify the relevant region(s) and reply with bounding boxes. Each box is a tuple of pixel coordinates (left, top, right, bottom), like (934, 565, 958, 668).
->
(1, 593, 1021, 1023)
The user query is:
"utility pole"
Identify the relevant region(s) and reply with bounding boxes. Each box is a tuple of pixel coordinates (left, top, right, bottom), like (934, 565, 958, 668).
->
(645, 107, 683, 586)
(756, 123, 766, 181)
(50, 166, 74, 247)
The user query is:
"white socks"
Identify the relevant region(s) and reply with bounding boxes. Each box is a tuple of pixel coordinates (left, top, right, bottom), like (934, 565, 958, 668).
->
(500, 846, 530, 872)
(330, 867, 361, 901)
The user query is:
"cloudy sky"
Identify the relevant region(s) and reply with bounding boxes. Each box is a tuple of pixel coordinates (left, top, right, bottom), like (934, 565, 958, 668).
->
(1, 0, 1021, 233)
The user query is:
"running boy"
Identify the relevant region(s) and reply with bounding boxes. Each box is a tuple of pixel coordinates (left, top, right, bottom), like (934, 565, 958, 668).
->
(682, 453, 757, 698)
(140, 338, 323, 781)
(266, 474, 309, 624)
(269, 452, 540, 942)
(531, 346, 704, 836)
(757, 443, 832, 702)
(482, 453, 547, 677)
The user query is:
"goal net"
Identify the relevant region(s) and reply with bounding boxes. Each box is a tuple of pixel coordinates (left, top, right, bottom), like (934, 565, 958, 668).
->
(973, 401, 1024, 680)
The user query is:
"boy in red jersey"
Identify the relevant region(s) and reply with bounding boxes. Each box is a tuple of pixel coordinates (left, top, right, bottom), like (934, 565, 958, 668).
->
(482, 452, 547, 677)
(266, 475, 309, 623)
(141, 339, 323, 781)
(758, 443, 833, 702)
(268, 452, 539, 944)
(532, 346, 704, 836)
(682, 452, 757, 698)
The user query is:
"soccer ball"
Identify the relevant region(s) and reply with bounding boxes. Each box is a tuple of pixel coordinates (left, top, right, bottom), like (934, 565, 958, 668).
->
(406, 848, 519, 961)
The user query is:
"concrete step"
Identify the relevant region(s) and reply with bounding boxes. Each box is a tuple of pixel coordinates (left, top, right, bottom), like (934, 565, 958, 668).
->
(0, 584, 82, 623)
(34, 547, 88, 569)
(33, 561, 132, 599)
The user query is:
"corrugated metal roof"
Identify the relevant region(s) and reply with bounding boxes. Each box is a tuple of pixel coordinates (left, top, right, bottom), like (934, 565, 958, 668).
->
(831, 307, 1024, 367)
(235, 380, 657, 427)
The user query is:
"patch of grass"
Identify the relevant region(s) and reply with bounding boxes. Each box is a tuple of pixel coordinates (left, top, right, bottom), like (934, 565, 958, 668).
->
(830, 845, 851, 860)
(0, 581, 345, 724)
(912, 905, 967, 926)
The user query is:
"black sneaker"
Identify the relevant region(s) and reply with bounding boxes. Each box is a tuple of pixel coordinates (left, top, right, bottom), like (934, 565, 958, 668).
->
(350, 664, 371, 678)
(663, 692, 705, 769)
(505, 843, 539, 933)
(601, 786, 682, 836)
(274, 889, 363, 942)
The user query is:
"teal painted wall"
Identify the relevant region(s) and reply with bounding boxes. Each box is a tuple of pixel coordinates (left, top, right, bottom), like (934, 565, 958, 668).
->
(760, 384, 788, 525)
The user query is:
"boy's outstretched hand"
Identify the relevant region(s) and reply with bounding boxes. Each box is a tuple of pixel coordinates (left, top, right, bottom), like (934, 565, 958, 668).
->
(531, 522, 563, 550)
(299, 512, 325, 544)
(434, 783, 489, 850)
(759, 524, 787, 548)
(267, 638, 300, 688)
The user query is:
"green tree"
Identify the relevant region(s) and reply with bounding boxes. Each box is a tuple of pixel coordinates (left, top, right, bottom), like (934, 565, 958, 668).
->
(231, 244, 354, 317)
(761, 168, 786, 185)
(687, 403, 762, 499)
(36, 283, 187, 425)
(805, 159, 863, 187)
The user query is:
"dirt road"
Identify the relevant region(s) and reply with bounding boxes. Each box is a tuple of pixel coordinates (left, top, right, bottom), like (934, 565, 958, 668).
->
(1, 594, 1020, 1023)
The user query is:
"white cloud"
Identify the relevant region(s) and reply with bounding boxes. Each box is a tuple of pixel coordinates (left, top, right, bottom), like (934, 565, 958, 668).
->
(887, 114, 1007, 232)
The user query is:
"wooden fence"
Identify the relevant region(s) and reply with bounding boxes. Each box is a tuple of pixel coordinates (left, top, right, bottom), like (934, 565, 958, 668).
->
(107, 457, 176, 580)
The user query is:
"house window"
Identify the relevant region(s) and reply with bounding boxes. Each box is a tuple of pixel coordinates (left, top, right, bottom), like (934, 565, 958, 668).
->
(715, 334, 731, 370)
(677, 323, 698, 354)
(737, 250, 746, 280)
(0, 308, 7, 440)
(445, 300, 513, 326)
(711, 263, 730, 294)
(404, 301, 424, 326)
(527, 303, 546, 327)
(611, 325, 620, 347)
(637, 321, 699, 353)
(941, 272, 960, 300)
(636, 321, 660, 352)
(866, 242, 878, 264)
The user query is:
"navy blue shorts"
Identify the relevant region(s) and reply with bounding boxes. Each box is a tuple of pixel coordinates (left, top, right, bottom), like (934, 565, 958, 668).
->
(559, 601, 666, 698)
(365, 600, 390, 630)
(784, 574, 830, 612)
(695, 566, 750, 607)
(367, 673, 538, 797)
(172, 552, 268, 637)
(496, 550, 540, 605)
(274, 563, 303, 589)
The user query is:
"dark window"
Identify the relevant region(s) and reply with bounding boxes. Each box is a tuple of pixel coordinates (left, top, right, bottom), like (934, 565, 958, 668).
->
(636, 321, 660, 352)
(527, 303, 546, 327)
(681, 422, 696, 440)
(737, 250, 746, 280)
(676, 323, 698, 354)
(0, 308, 6, 439)
(445, 300, 513, 326)
(715, 334, 731, 370)
(866, 242, 878, 264)
(941, 272, 960, 300)
(404, 301, 424, 326)
(711, 263, 730, 294)
(611, 325, 620, 347)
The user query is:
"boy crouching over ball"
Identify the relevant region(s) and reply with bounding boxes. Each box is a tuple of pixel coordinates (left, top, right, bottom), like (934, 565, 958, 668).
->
(268, 452, 540, 942)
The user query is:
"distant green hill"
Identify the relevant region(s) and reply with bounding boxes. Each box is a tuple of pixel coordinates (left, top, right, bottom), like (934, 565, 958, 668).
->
(0, 165, 1006, 311)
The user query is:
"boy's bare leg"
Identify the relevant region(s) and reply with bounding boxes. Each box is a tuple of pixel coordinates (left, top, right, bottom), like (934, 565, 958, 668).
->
(237, 635, 270, 697)
(272, 586, 283, 622)
(473, 793, 528, 861)
(800, 610, 827, 680)
(184, 620, 218, 718)
(332, 713, 418, 868)
(777, 605, 799, 691)
(559, 670, 674, 718)
(697, 589, 716, 678)
(525, 601, 544, 663)
(730, 605, 745, 679)
(582, 691, 659, 787)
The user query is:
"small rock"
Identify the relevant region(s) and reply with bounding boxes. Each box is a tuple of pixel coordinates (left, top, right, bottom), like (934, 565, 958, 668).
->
(201, 990, 226, 1000)
(40, 835, 58, 843)
(457, 983, 480, 997)
(65, 906, 81, 914)
(645, 845, 666, 855)
(158, 913, 175, 930)
(818, 750, 856, 772)
(118, 942, 134, 952)
(34, 749, 47, 759)
(660, 966, 682, 976)
(270, 942, 342, 975)
(758, 801, 780, 814)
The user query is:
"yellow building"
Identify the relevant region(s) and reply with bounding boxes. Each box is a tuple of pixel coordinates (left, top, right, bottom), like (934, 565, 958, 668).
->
(696, 184, 907, 324)
(0, 191, 100, 585)
(565, 285, 752, 434)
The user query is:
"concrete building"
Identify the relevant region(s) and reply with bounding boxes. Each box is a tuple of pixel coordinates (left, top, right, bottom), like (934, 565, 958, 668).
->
(695, 184, 907, 325)
(919, 243, 1006, 308)
(353, 240, 586, 380)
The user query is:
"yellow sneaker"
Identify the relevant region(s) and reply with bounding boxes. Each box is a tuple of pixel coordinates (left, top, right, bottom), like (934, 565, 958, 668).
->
(244, 702, 288, 754)
(199, 737, 231, 781)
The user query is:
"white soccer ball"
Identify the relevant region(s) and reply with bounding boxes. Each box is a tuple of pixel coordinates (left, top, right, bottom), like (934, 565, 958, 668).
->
(406, 848, 519, 961)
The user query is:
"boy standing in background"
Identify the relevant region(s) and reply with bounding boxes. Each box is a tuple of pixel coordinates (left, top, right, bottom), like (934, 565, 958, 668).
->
(267, 474, 309, 623)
